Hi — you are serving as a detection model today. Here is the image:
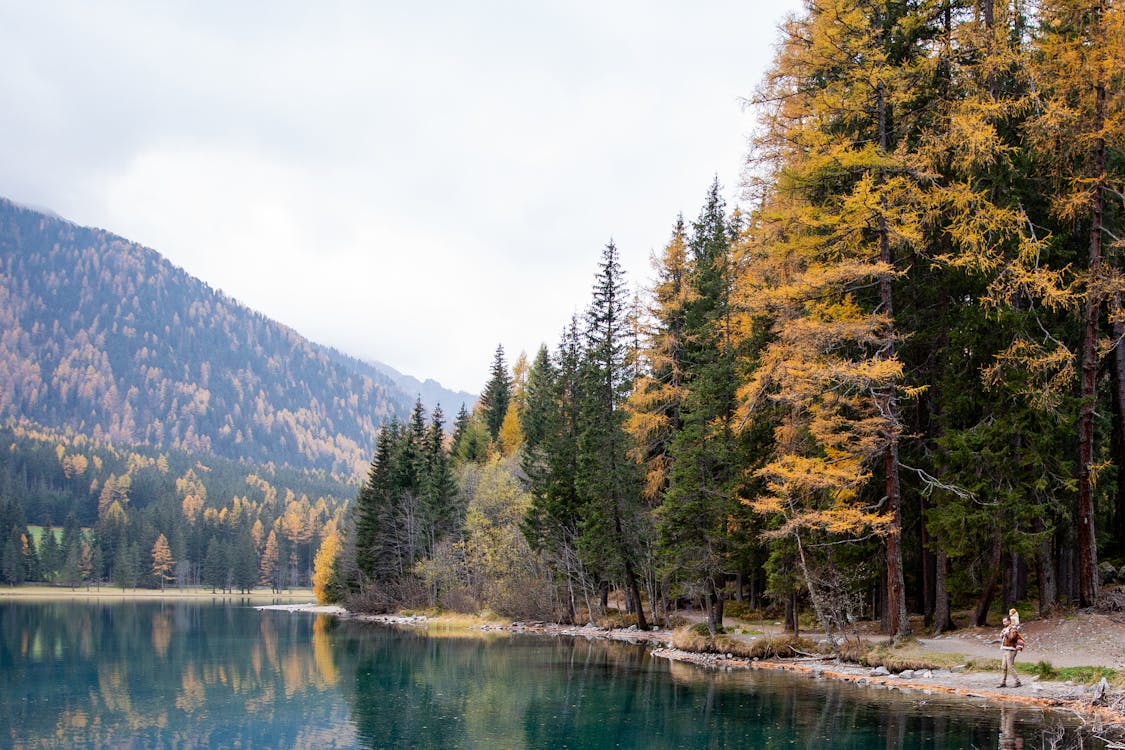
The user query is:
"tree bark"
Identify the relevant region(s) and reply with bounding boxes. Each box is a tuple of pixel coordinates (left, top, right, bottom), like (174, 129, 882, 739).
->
(1036, 521, 1057, 616)
(972, 528, 1003, 626)
(877, 76, 910, 639)
(1075, 10, 1106, 609)
(1113, 292, 1125, 555)
(933, 548, 955, 634)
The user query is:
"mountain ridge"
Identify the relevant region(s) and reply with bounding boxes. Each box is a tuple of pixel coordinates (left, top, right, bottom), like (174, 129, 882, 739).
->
(0, 196, 466, 478)
(367, 359, 476, 417)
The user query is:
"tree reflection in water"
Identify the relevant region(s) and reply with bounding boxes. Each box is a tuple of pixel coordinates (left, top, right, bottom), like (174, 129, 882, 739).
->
(0, 601, 1112, 749)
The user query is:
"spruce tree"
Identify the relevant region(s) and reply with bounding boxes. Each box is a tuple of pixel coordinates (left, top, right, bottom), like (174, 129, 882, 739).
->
(522, 324, 589, 621)
(480, 345, 512, 442)
(576, 242, 648, 630)
(656, 181, 739, 634)
(421, 405, 458, 547)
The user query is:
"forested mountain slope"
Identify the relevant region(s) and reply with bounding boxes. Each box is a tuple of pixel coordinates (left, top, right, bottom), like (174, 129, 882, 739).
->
(0, 197, 414, 477)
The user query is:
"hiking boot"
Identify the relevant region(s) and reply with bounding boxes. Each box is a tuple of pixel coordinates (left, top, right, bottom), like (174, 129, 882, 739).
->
(1013, 681, 1022, 688)
(997, 683, 1007, 688)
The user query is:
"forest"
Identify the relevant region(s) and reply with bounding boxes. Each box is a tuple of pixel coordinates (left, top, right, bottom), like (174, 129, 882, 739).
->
(0, 418, 354, 592)
(331, 0, 1125, 640)
(0, 197, 415, 478)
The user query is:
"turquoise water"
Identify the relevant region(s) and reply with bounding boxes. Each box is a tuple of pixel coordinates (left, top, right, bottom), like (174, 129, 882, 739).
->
(0, 600, 1106, 748)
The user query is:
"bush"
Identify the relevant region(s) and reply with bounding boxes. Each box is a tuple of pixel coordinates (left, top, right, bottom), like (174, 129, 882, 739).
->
(596, 611, 637, 630)
(346, 577, 428, 614)
(670, 628, 823, 659)
(723, 601, 764, 621)
(841, 639, 965, 672)
(440, 586, 480, 614)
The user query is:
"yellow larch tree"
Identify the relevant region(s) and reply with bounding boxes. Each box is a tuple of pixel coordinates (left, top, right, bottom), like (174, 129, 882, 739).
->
(150, 533, 174, 591)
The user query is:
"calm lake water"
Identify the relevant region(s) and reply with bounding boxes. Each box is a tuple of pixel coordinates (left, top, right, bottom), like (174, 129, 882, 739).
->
(0, 600, 1108, 749)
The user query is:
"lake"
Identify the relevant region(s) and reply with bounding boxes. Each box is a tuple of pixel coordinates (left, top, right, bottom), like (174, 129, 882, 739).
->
(0, 600, 1108, 749)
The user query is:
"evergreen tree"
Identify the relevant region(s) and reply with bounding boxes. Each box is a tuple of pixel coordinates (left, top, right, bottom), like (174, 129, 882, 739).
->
(522, 320, 587, 622)
(353, 422, 399, 582)
(2, 529, 25, 585)
(421, 405, 459, 547)
(113, 542, 140, 590)
(656, 181, 740, 634)
(576, 241, 649, 630)
(39, 526, 61, 582)
(480, 345, 512, 442)
(202, 537, 226, 593)
(232, 532, 259, 593)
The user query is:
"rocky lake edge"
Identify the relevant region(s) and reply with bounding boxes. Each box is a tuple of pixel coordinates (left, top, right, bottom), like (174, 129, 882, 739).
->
(258, 602, 1125, 742)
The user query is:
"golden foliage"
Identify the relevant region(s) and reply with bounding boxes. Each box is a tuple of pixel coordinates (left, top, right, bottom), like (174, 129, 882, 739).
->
(312, 531, 340, 605)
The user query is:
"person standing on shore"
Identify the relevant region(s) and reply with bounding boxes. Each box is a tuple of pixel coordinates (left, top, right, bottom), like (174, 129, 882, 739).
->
(998, 616, 1026, 688)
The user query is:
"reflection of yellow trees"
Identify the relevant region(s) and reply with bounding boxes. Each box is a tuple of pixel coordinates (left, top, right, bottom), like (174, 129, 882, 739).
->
(259, 613, 279, 668)
(151, 611, 171, 658)
(176, 664, 206, 714)
(282, 650, 305, 699)
(312, 615, 338, 687)
(97, 664, 143, 729)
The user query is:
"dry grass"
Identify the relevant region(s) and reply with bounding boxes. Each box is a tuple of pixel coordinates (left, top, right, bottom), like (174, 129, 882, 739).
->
(671, 627, 825, 659)
(839, 638, 975, 672)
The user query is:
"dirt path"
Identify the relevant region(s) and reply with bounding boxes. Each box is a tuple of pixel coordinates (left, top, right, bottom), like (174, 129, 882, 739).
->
(917, 613, 1125, 670)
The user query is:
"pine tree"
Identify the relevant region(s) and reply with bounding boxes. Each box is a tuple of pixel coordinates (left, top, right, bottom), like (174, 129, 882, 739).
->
(39, 526, 61, 582)
(353, 423, 398, 582)
(480, 345, 512, 442)
(576, 242, 649, 630)
(656, 181, 739, 634)
(202, 537, 226, 593)
(421, 405, 459, 547)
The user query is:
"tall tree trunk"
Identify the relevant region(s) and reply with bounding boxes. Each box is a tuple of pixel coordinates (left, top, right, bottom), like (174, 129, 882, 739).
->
(1036, 521, 1057, 616)
(1113, 293, 1125, 553)
(1076, 63, 1106, 608)
(615, 513, 647, 631)
(933, 548, 955, 634)
(972, 528, 1003, 626)
(922, 503, 934, 627)
(877, 77, 910, 639)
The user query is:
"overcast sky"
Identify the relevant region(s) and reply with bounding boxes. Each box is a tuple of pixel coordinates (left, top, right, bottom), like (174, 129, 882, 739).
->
(1, 1, 802, 395)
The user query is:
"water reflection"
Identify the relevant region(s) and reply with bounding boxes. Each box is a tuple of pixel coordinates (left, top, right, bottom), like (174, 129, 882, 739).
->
(0, 601, 1111, 749)
(0, 600, 353, 748)
(332, 624, 1106, 750)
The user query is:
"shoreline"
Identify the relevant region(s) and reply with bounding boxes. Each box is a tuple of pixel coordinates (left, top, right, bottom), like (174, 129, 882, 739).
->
(0, 584, 317, 602)
(323, 608, 1125, 738)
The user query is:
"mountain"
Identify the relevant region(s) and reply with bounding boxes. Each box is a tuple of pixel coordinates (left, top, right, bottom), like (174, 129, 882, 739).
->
(0, 197, 420, 478)
(368, 359, 476, 417)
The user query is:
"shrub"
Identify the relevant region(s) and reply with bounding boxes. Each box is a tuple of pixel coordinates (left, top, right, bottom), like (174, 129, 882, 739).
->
(670, 628, 823, 659)
(724, 601, 764, 621)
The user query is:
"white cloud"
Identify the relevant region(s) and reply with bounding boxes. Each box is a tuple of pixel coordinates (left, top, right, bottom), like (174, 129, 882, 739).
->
(0, 0, 803, 394)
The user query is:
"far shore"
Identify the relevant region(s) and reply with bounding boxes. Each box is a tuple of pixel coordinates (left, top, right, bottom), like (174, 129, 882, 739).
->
(0, 584, 316, 602)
